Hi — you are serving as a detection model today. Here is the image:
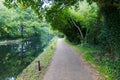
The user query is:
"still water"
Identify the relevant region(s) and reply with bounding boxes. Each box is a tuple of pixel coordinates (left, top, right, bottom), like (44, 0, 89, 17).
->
(0, 37, 44, 80)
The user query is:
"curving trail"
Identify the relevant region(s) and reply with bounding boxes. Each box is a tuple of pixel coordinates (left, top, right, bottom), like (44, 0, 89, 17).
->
(43, 38, 97, 80)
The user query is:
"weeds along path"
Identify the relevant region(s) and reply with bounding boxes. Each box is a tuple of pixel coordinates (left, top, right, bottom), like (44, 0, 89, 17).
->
(43, 38, 97, 80)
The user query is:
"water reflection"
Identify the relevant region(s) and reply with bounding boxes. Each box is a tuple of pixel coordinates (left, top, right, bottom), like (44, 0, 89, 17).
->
(0, 37, 44, 80)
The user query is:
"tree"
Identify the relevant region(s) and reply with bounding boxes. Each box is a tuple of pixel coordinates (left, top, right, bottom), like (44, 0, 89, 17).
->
(45, 5, 81, 43)
(91, 0, 120, 57)
(51, 0, 120, 56)
(3, 0, 120, 54)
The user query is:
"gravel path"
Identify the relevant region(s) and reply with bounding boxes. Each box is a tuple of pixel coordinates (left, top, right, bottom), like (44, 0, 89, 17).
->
(43, 38, 97, 80)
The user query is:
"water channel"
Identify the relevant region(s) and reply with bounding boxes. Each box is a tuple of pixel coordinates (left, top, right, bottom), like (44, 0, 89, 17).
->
(0, 37, 45, 80)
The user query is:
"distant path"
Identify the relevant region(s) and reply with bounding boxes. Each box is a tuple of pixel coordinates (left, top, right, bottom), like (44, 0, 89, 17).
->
(43, 38, 97, 80)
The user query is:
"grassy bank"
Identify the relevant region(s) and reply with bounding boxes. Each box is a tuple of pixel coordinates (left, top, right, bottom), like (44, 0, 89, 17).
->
(66, 41, 116, 80)
(17, 37, 58, 80)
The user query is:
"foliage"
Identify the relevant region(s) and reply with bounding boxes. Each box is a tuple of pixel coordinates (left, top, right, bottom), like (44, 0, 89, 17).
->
(1, 0, 120, 80)
(45, 3, 81, 43)
(0, 3, 55, 79)
(69, 1, 102, 44)
(45, 1, 99, 43)
(3, 0, 43, 18)
(0, 4, 53, 40)
(65, 0, 120, 80)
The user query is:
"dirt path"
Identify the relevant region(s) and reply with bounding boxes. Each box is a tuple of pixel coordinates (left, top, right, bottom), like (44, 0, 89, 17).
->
(43, 38, 97, 80)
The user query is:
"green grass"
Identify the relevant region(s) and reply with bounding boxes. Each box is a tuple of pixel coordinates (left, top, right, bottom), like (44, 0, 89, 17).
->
(17, 37, 58, 80)
(66, 40, 116, 80)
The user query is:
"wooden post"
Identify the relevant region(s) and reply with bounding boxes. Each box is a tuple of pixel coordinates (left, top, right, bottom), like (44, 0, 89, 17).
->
(38, 61, 41, 71)
(35, 61, 41, 71)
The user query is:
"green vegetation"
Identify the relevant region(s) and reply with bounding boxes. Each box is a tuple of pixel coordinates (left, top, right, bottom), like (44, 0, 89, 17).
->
(0, 2, 53, 40)
(0, 2, 55, 79)
(17, 37, 57, 80)
(1, 0, 120, 80)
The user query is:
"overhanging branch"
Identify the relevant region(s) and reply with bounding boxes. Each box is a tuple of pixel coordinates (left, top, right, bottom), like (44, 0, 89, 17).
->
(70, 18, 84, 40)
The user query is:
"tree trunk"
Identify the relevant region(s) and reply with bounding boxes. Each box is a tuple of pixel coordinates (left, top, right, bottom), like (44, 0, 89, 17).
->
(71, 18, 84, 43)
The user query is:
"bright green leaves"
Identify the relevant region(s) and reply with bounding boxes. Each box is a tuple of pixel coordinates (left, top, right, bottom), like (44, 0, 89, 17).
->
(69, 1, 99, 29)
(46, 2, 84, 43)
(3, 0, 43, 18)
(45, 1, 100, 43)
(0, 4, 50, 40)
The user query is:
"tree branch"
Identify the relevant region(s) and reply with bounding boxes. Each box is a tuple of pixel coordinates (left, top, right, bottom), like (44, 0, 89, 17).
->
(70, 18, 84, 40)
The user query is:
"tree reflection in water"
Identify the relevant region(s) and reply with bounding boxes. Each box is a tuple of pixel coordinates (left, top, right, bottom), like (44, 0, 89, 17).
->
(0, 37, 44, 80)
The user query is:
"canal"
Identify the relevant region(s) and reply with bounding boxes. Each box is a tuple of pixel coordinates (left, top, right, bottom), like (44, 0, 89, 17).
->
(0, 37, 46, 80)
